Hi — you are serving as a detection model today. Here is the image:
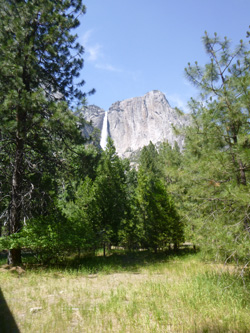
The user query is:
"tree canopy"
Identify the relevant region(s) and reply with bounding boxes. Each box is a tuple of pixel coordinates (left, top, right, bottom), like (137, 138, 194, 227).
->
(0, 0, 91, 265)
(1, 3, 249, 270)
(181, 31, 250, 263)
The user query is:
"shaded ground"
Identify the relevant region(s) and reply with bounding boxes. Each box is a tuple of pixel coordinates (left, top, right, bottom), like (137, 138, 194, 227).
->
(0, 288, 20, 333)
(1, 248, 197, 273)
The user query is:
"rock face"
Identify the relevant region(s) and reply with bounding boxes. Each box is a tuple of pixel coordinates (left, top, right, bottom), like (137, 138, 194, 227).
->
(81, 105, 105, 132)
(82, 91, 190, 157)
(80, 105, 105, 143)
(108, 90, 189, 158)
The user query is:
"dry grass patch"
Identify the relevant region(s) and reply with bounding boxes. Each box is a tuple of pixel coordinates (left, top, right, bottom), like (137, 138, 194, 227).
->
(0, 252, 249, 332)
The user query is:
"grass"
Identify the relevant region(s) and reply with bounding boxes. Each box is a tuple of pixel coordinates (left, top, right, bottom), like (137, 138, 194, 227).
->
(0, 250, 250, 332)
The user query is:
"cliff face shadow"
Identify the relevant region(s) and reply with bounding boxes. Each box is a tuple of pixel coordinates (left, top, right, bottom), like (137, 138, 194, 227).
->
(0, 288, 20, 333)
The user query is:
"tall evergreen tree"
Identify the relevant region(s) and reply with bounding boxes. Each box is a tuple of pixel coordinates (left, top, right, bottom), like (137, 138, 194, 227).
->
(183, 32, 250, 263)
(93, 138, 127, 255)
(135, 143, 184, 251)
(118, 166, 140, 250)
(0, 0, 91, 265)
(185, 31, 249, 187)
(158, 141, 182, 187)
(63, 138, 128, 256)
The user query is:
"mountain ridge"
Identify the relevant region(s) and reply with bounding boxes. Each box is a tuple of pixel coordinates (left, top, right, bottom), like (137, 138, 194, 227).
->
(82, 90, 190, 157)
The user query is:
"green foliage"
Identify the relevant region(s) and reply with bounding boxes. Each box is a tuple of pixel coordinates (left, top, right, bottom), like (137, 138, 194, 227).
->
(0, 0, 94, 265)
(118, 167, 141, 250)
(93, 138, 128, 247)
(158, 141, 182, 186)
(4, 3, 250, 268)
(130, 143, 184, 251)
(0, 208, 77, 263)
(0, 0, 88, 105)
(60, 176, 99, 252)
(182, 31, 250, 263)
(60, 138, 129, 254)
(59, 139, 185, 255)
(138, 141, 160, 176)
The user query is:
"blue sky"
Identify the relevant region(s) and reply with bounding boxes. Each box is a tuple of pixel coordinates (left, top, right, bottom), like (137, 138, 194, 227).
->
(77, 0, 250, 111)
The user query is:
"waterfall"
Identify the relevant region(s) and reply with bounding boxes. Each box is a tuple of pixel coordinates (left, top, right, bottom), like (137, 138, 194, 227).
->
(100, 111, 108, 149)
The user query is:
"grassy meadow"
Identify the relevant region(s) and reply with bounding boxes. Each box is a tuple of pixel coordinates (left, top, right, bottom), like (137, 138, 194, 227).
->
(0, 250, 250, 332)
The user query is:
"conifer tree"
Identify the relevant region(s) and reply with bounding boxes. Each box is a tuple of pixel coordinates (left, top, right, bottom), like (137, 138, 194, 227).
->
(0, 0, 91, 265)
(183, 32, 250, 263)
(93, 138, 127, 255)
(135, 143, 184, 251)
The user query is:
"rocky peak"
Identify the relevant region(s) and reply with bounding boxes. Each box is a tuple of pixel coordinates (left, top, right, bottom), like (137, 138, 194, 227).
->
(82, 105, 105, 130)
(78, 105, 105, 147)
(107, 91, 189, 158)
(81, 91, 190, 158)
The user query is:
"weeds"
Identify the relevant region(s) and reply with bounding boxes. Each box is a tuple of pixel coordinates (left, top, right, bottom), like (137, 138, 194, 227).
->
(0, 250, 249, 332)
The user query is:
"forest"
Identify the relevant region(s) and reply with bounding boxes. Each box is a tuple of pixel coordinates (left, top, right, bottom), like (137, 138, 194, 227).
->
(0, 1, 249, 272)
(1, 1, 250, 332)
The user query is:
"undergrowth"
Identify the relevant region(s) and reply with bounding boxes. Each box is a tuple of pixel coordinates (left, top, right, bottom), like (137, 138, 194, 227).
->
(0, 250, 250, 332)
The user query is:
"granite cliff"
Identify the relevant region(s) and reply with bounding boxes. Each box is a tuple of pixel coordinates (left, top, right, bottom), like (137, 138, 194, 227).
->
(82, 90, 190, 157)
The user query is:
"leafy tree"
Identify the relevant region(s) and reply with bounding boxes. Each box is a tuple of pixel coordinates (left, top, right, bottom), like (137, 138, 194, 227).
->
(0, 0, 92, 265)
(183, 31, 250, 263)
(1, 205, 77, 264)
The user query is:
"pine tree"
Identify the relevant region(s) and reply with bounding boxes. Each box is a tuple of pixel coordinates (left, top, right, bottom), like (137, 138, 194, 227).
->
(0, 0, 91, 265)
(118, 166, 140, 250)
(183, 32, 250, 263)
(93, 138, 128, 255)
(158, 141, 182, 186)
(135, 143, 184, 252)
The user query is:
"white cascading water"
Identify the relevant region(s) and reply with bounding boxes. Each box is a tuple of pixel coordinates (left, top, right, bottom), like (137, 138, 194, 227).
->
(100, 111, 108, 149)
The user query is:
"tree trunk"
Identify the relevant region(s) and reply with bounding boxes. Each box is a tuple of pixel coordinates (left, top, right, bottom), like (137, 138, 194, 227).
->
(103, 242, 106, 257)
(8, 249, 22, 266)
(238, 159, 247, 186)
(244, 217, 250, 235)
(8, 112, 25, 266)
(236, 160, 249, 233)
(230, 134, 247, 186)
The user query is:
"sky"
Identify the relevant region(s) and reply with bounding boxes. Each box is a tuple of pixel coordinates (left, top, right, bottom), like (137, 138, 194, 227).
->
(77, 0, 250, 112)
